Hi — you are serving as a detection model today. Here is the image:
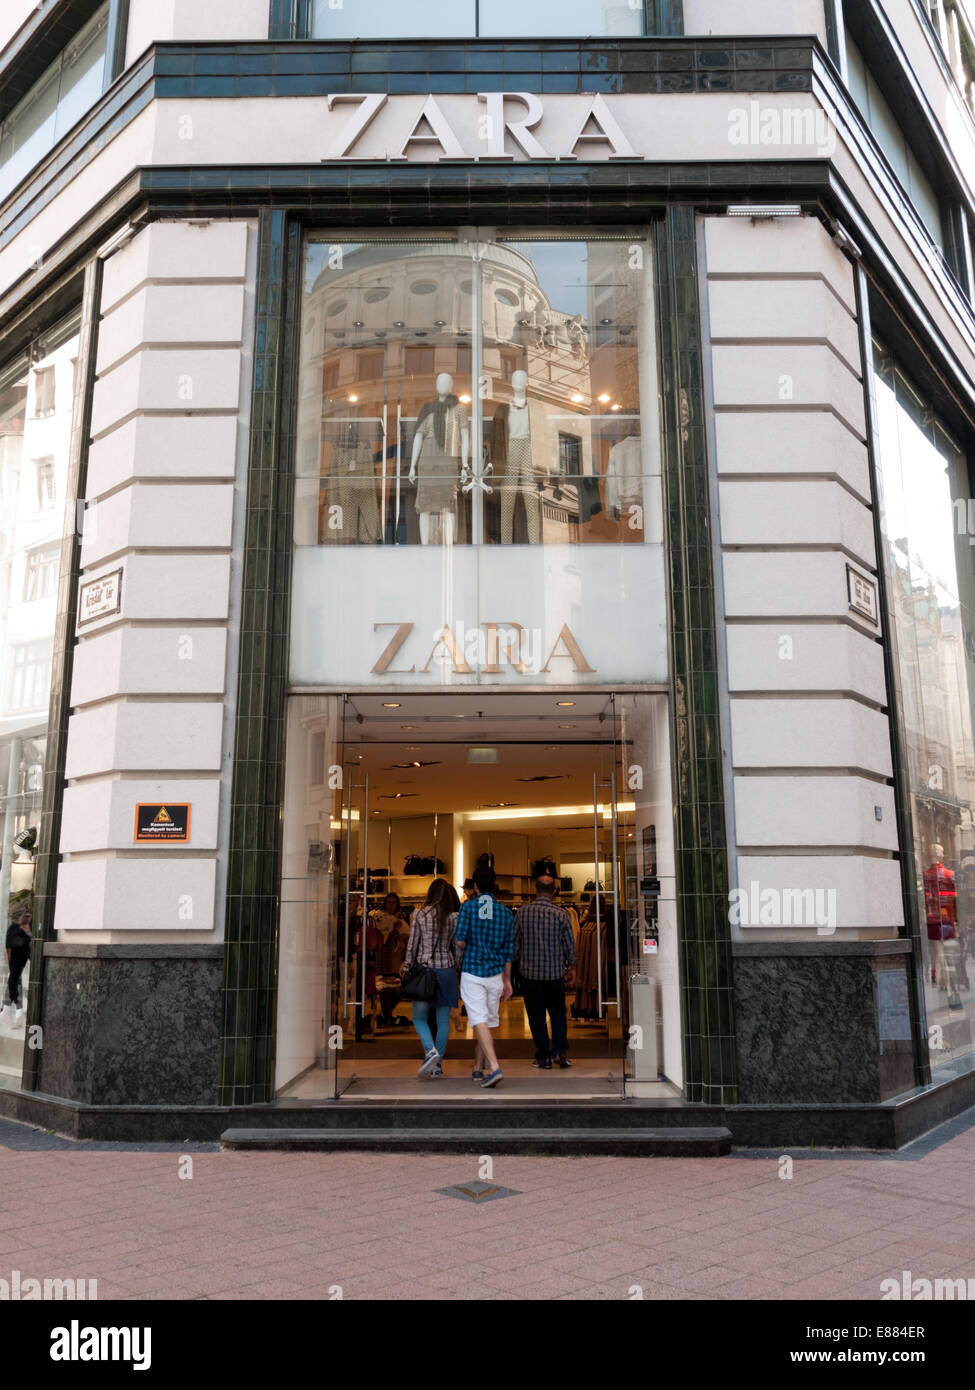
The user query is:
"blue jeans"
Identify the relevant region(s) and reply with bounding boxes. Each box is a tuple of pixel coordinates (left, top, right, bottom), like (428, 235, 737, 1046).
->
(412, 1002, 451, 1057)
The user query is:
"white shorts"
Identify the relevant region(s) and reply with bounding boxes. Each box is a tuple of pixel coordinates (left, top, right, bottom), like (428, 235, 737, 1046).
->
(460, 972, 504, 1028)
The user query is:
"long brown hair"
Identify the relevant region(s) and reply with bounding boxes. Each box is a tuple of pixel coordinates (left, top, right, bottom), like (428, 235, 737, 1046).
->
(425, 877, 460, 929)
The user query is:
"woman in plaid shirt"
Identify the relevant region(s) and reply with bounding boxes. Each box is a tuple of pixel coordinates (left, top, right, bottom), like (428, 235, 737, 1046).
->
(402, 879, 461, 1077)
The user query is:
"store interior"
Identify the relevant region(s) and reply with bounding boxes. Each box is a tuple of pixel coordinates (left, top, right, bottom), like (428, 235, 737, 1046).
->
(276, 692, 679, 1100)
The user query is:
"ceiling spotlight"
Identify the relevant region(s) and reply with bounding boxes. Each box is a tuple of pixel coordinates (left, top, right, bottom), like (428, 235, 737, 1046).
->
(600, 318, 613, 326)
(393, 320, 405, 328)
(348, 393, 358, 403)
(611, 404, 621, 411)
(459, 394, 472, 404)
(435, 319, 447, 327)
(353, 319, 364, 328)
(598, 393, 611, 404)
(571, 393, 585, 403)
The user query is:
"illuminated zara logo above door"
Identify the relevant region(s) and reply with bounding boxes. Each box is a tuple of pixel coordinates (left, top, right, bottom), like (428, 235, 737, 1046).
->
(372, 621, 596, 676)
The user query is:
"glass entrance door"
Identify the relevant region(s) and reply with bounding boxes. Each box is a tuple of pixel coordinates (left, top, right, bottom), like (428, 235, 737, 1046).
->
(275, 691, 679, 1100)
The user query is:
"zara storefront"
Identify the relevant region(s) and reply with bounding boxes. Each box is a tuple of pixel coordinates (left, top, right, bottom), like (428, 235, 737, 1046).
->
(1, 0, 975, 1145)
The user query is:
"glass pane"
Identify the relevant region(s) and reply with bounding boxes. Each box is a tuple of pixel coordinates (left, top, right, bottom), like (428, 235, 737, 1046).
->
(479, 0, 644, 37)
(311, 0, 476, 38)
(874, 345, 975, 1070)
(0, 66, 59, 202)
(0, 2, 108, 201)
(0, 331, 78, 1084)
(483, 238, 659, 548)
(53, 5, 110, 144)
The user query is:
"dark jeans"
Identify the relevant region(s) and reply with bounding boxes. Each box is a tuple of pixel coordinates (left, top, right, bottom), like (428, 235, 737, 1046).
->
(6, 949, 28, 1006)
(522, 977, 568, 1059)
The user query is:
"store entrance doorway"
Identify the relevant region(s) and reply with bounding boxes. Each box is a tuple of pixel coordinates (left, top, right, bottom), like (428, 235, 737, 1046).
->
(275, 692, 679, 1101)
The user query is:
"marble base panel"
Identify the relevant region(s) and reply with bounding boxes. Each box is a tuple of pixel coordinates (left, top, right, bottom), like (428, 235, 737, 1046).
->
(733, 941, 917, 1105)
(37, 945, 224, 1107)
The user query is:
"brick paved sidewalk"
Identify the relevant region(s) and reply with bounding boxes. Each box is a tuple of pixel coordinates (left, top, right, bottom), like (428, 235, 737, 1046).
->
(1, 1112, 973, 1301)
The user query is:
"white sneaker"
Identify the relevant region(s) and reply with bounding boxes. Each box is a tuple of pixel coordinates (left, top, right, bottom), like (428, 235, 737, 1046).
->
(418, 1047, 440, 1077)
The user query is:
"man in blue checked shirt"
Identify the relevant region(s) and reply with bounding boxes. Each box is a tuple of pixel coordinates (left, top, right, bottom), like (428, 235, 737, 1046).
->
(453, 864, 513, 1089)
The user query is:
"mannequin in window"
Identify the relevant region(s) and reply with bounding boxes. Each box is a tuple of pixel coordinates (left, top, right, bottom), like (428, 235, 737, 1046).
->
(409, 373, 469, 546)
(491, 370, 550, 545)
(328, 420, 381, 544)
(924, 841, 960, 1002)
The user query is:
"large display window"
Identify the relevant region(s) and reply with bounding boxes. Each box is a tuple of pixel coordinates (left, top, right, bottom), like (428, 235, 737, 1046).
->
(874, 343, 975, 1070)
(0, 320, 78, 1085)
(291, 231, 666, 688)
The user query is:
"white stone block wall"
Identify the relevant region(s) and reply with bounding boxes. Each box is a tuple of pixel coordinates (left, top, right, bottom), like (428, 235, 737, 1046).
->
(54, 219, 257, 941)
(703, 213, 903, 940)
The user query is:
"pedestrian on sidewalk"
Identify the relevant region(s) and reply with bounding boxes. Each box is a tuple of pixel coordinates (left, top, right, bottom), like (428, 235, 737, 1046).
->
(402, 879, 460, 1077)
(453, 864, 513, 1088)
(513, 875, 576, 1069)
(3, 902, 31, 1024)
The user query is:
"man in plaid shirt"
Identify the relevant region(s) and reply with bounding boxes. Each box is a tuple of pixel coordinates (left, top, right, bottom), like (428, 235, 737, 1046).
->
(513, 875, 577, 1069)
(454, 865, 514, 1088)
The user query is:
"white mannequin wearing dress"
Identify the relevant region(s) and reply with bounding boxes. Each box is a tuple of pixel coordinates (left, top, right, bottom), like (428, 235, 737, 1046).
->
(409, 372, 470, 546)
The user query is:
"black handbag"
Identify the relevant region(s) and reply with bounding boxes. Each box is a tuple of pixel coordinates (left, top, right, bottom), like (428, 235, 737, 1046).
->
(400, 962, 437, 1003)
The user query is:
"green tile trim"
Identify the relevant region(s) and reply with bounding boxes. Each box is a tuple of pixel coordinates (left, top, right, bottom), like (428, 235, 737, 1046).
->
(856, 268, 931, 1088)
(654, 206, 737, 1106)
(218, 208, 303, 1107)
(21, 263, 100, 1092)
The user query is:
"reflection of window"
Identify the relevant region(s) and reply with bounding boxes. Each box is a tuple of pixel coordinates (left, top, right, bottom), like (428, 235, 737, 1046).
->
(0, 4, 109, 202)
(923, 3, 975, 122)
(404, 346, 436, 375)
(8, 643, 52, 713)
(357, 351, 385, 382)
(23, 546, 59, 601)
(496, 289, 519, 307)
(500, 352, 521, 382)
(33, 367, 55, 418)
(326, 300, 347, 316)
(323, 361, 340, 391)
(410, 281, 437, 296)
(364, 288, 390, 303)
(559, 433, 583, 476)
(455, 346, 472, 375)
(35, 458, 55, 510)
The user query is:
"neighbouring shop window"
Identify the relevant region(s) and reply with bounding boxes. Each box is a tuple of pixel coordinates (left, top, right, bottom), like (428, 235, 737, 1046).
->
(309, 0, 645, 39)
(874, 342, 975, 1068)
(0, 4, 110, 203)
(0, 325, 79, 1070)
(924, 1, 975, 120)
(290, 232, 667, 688)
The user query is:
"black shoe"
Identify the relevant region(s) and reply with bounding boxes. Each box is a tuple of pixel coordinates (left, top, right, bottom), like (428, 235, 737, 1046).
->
(532, 1056, 553, 1069)
(555, 1054, 572, 1069)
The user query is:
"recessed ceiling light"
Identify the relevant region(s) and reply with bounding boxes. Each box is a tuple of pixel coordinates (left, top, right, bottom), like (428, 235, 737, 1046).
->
(348, 393, 358, 402)
(598, 393, 611, 404)
(459, 394, 472, 403)
(382, 702, 401, 708)
(558, 724, 575, 729)
(611, 404, 621, 412)
(401, 725, 417, 730)
(557, 701, 575, 707)
(571, 393, 585, 403)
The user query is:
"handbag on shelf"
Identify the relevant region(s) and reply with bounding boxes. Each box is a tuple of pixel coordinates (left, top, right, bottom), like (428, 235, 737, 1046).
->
(400, 961, 437, 1003)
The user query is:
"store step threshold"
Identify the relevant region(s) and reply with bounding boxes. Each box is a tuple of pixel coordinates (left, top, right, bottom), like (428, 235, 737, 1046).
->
(220, 1126, 732, 1156)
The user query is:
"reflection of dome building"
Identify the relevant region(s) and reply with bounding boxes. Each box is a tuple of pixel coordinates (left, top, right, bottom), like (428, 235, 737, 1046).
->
(296, 241, 600, 545)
